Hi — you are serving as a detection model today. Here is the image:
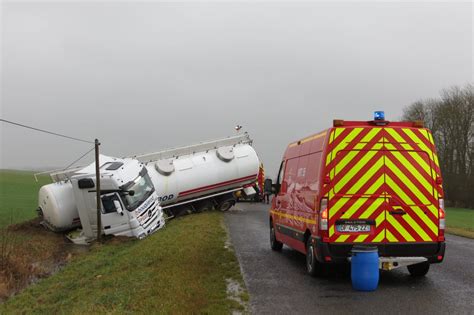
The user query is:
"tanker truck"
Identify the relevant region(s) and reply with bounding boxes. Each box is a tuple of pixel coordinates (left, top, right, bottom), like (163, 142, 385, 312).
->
(132, 132, 260, 215)
(37, 133, 260, 243)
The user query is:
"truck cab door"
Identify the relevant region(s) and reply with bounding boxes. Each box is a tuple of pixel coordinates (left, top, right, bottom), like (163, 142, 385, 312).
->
(101, 193, 131, 236)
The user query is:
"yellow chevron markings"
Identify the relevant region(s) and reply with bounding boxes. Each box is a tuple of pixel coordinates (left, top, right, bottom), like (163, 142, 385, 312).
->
(354, 234, 369, 243)
(386, 214, 415, 242)
(329, 158, 384, 218)
(329, 225, 335, 238)
(402, 129, 439, 167)
(384, 158, 430, 205)
(384, 142, 433, 181)
(340, 178, 385, 219)
(400, 210, 432, 241)
(332, 128, 364, 155)
(335, 234, 350, 242)
(386, 229, 398, 242)
(345, 157, 384, 195)
(384, 176, 438, 234)
(372, 231, 385, 242)
(385, 149, 434, 198)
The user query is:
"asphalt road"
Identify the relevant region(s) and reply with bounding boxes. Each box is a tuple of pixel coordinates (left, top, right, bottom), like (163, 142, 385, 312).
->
(225, 203, 474, 315)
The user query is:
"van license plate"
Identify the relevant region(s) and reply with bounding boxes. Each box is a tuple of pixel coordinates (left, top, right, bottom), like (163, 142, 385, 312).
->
(337, 224, 371, 233)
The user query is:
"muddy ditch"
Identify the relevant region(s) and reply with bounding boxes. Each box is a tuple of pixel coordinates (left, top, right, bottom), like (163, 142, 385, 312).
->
(0, 218, 89, 302)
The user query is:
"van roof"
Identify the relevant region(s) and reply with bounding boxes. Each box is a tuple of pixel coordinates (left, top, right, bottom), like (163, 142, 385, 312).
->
(288, 120, 425, 148)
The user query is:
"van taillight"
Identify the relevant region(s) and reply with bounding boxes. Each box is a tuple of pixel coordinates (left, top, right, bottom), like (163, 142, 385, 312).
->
(319, 198, 328, 231)
(439, 201, 445, 231)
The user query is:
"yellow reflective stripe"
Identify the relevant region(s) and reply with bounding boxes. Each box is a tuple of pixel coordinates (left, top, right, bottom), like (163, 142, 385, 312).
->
(370, 212, 386, 242)
(329, 225, 335, 238)
(269, 210, 316, 224)
(419, 129, 432, 143)
(359, 197, 385, 219)
(334, 152, 381, 193)
(385, 176, 438, 220)
(332, 128, 364, 155)
(335, 234, 350, 242)
(386, 215, 415, 242)
(345, 157, 384, 195)
(386, 128, 407, 144)
(399, 211, 432, 241)
(373, 230, 385, 242)
(289, 131, 327, 147)
(385, 159, 430, 205)
(402, 129, 439, 167)
(336, 142, 383, 173)
(333, 127, 347, 143)
(385, 142, 432, 179)
(386, 230, 398, 242)
(427, 205, 440, 228)
(408, 151, 434, 179)
(385, 176, 414, 205)
(388, 150, 434, 197)
(330, 157, 384, 218)
(340, 178, 384, 219)
(354, 234, 369, 243)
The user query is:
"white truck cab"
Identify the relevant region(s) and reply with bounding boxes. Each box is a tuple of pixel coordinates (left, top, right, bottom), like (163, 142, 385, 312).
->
(38, 155, 165, 244)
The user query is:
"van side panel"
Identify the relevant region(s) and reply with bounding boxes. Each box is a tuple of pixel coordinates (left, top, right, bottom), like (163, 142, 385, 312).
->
(271, 130, 329, 254)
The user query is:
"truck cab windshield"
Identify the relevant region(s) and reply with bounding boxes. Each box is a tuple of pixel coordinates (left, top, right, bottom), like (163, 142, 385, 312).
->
(121, 171, 155, 211)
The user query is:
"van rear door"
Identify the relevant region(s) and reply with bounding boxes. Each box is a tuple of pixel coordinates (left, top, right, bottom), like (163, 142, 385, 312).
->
(326, 127, 440, 244)
(383, 128, 439, 243)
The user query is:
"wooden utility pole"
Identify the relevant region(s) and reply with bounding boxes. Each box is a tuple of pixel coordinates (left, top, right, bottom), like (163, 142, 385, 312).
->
(95, 139, 101, 242)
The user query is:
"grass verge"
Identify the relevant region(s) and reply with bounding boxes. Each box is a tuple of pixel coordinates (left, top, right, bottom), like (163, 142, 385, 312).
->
(0, 170, 51, 228)
(0, 212, 248, 313)
(446, 207, 474, 239)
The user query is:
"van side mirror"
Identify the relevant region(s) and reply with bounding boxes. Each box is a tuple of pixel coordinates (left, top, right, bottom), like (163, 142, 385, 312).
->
(272, 183, 280, 195)
(113, 200, 124, 216)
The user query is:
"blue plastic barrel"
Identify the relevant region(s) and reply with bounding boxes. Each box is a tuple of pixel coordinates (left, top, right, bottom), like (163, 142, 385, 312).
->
(351, 246, 379, 291)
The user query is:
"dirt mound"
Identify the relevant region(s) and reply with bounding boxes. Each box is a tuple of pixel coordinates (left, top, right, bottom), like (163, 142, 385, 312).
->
(0, 219, 87, 302)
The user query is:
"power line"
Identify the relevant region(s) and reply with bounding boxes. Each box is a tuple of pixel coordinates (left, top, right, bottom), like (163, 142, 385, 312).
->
(0, 118, 94, 144)
(63, 146, 96, 170)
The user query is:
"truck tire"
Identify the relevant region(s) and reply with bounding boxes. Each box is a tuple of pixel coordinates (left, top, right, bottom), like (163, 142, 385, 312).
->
(270, 223, 283, 251)
(306, 238, 324, 277)
(216, 194, 236, 211)
(407, 262, 430, 277)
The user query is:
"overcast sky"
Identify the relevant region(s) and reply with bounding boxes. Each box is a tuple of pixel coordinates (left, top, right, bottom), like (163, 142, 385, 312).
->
(0, 1, 472, 176)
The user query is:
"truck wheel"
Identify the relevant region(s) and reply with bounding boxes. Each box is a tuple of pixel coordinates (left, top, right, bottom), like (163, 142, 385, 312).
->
(217, 199, 234, 211)
(270, 223, 283, 251)
(407, 262, 430, 277)
(306, 238, 324, 277)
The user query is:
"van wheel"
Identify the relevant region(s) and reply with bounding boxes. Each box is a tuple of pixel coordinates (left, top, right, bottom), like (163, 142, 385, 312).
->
(306, 238, 324, 277)
(407, 262, 430, 277)
(270, 224, 283, 251)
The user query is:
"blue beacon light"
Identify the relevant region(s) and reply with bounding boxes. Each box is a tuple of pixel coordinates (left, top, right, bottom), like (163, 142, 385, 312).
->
(374, 111, 385, 121)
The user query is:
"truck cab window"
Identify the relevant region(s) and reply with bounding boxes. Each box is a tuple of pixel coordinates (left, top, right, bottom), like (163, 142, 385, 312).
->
(102, 194, 121, 214)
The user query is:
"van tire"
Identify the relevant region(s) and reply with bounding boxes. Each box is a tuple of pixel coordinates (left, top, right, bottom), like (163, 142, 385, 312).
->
(306, 238, 324, 277)
(270, 224, 283, 251)
(407, 262, 430, 277)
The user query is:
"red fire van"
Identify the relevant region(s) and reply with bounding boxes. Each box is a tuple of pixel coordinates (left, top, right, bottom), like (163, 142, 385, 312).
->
(269, 114, 446, 277)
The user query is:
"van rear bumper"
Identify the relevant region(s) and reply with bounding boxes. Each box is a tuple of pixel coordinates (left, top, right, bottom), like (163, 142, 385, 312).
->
(313, 237, 446, 264)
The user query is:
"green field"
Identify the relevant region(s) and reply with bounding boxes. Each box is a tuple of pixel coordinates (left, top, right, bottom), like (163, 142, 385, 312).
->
(445, 207, 474, 238)
(0, 170, 51, 228)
